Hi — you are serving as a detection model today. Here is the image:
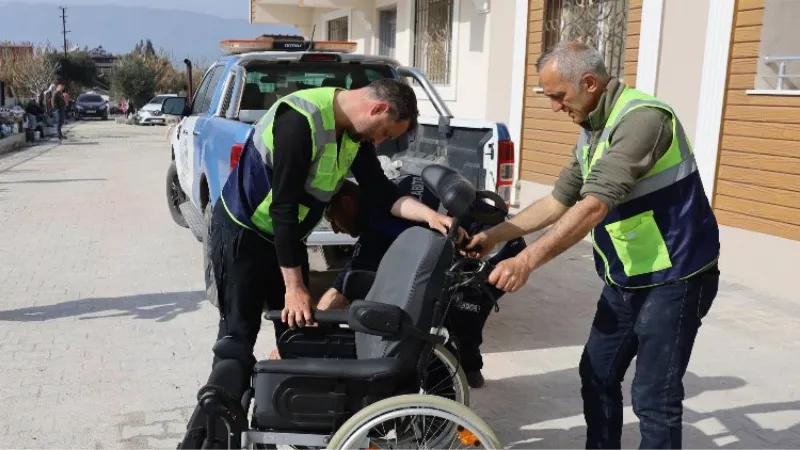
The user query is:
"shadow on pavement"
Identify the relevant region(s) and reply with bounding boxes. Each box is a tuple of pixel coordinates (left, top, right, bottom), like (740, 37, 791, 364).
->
(480, 236, 603, 353)
(0, 290, 205, 323)
(471, 367, 800, 448)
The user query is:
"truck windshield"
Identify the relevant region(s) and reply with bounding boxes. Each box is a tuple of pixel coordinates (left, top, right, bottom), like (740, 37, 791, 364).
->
(239, 62, 395, 112)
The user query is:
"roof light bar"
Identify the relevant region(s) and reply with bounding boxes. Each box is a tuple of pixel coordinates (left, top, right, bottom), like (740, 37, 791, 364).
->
(220, 39, 358, 55)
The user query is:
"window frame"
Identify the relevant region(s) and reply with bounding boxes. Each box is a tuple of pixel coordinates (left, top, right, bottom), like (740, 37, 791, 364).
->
(322, 9, 352, 42)
(407, 0, 460, 102)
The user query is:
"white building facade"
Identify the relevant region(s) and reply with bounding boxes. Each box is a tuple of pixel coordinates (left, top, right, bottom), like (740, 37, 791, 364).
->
(249, 0, 519, 125)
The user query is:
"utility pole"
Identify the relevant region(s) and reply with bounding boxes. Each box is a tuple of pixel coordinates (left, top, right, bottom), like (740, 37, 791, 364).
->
(59, 6, 70, 56)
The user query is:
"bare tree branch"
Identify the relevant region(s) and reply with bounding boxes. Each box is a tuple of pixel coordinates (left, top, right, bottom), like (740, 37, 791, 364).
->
(8, 49, 60, 99)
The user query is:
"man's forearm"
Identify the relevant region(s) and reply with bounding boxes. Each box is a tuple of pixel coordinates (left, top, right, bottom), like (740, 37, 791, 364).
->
(519, 195, 608, 272)
(390, 196, 435, 223)
(486, 195, 571, 242)
(281, 266, 306, 290)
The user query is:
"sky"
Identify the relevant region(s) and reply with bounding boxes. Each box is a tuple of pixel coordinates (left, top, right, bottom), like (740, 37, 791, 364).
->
(19, 0, 250, 20)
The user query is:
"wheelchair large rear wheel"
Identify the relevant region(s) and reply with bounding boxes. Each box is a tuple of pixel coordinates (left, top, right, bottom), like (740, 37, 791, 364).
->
(326, 394, 500, 450)
(424, 344, 470, 406)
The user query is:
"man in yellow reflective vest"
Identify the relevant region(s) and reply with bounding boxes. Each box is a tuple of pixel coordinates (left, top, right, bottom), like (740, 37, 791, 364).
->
(179, 79, 463, 449)
(466, 41, 721, 449)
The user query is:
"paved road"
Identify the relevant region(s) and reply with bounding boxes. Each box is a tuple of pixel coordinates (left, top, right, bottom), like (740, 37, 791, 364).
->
(1, 121, 799, 448)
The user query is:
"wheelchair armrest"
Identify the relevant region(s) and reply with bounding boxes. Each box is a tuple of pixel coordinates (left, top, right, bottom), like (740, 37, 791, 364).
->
(264, 309, 349, 324)
(342, 270, 376, 300)
(348, 300, 446, 345)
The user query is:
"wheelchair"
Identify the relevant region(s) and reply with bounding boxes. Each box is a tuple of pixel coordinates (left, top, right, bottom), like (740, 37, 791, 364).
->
(272, 182, 514, 411)
(190, 164, 506, 449)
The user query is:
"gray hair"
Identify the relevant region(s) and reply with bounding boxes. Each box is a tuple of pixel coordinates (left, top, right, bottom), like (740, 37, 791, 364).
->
(535, 41, 610, 85)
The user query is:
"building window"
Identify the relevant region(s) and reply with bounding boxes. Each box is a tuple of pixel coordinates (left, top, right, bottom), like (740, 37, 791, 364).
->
(327, 16, 349, 41)
(542, 0, 628, 78)
(413, 0, 454, 85)
(378, 7, 397, 58)
(754, 0, 800, 91)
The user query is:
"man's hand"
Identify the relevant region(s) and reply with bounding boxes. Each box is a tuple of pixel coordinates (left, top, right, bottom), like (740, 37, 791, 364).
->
(282, 283, 315, 328)
(426, 212, 467, 241)
(488, 255, 532, 293)
(317, 288, 350, 311)
(463, 231, 498, 259)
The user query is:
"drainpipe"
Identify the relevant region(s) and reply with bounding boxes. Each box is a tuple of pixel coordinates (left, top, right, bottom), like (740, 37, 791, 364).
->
(183, 59, 194, 100)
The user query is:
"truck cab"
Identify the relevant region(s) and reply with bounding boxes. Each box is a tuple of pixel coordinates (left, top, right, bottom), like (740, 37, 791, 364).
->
(163, 37, 516, 300)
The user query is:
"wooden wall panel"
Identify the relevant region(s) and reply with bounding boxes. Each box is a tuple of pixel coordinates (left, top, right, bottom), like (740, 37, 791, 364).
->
(714, 0, 800, 241)
(519, 0, 642, 184)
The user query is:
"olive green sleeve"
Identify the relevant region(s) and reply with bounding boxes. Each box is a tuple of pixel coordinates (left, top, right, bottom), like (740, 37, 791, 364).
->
(580, 107, 674, 209)
(551, 151, 584, 207)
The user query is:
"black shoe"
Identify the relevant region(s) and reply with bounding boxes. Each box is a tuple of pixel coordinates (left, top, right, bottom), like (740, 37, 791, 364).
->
(466, 370, 485, 389)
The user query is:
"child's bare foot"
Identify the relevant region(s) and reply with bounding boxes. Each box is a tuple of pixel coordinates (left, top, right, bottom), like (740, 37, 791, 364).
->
(268, 348, 281, 360)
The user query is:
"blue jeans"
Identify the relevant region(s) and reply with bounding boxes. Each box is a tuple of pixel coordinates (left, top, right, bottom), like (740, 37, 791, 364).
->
(56, 110, 66, 138)
(579, 265, 720, 449)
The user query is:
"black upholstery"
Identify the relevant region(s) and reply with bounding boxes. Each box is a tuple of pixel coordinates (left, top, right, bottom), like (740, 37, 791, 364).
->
(254, 357, 401, 379)
(422, 164, 477, 218)
(342, 270, 377, 300)
(251, 226, 453, 432)
(240, 83, 265, 110)
(252, 358, 401, 432)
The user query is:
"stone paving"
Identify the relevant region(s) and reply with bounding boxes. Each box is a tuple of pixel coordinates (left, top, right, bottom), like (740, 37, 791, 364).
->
(1, 121, 799, 448)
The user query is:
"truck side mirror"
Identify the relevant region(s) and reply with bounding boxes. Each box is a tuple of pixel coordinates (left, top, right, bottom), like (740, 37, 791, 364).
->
(162, 97, 188, 117)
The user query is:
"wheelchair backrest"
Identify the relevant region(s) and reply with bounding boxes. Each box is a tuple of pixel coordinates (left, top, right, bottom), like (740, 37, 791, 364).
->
(355, 226, 454, 368)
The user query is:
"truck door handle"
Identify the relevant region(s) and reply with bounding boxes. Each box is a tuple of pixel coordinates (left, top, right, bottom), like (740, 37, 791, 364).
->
(193, 131, 200, 136)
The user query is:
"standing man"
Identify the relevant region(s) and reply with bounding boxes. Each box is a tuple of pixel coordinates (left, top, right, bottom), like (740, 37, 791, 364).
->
(466, 41, 720, 449)
(181, 79, 461, 449)
(53, 82, 67, 140)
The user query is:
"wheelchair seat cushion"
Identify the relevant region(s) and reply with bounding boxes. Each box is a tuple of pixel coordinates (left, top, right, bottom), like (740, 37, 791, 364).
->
(356, 226, 454, 368)
(253, 357, 401, 380)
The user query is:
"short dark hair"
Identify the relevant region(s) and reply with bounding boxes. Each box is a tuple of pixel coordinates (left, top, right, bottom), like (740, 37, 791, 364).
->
(365, 78, 419, 135)
(332, 179, 361, 204)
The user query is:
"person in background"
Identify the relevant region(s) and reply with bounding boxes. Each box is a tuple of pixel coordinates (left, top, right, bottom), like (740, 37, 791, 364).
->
(53, 82, 67, 140)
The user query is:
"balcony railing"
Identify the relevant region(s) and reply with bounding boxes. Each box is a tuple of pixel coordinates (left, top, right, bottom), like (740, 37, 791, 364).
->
(764, 55, 800, 91)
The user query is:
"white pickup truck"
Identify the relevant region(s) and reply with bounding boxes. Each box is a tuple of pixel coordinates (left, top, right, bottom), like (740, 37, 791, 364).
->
(162, 38, 517, 301)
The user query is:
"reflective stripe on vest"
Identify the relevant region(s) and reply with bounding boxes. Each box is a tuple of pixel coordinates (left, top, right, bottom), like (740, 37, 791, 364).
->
(575, 92, 698, 205)
(252, 89, 349, 203)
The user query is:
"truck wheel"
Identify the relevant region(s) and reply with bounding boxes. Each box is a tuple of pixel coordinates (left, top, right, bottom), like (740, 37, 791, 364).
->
(203, 204, 219, 307)
(166, 161, 188, 228)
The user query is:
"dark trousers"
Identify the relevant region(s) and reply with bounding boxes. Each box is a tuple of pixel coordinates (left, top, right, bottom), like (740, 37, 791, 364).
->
(56, 110, 65, 139)
(209, 203, 310, 366)
(579, 265, 720, 449)
(180, 204, 311, 448)
(446, 285, 502, 373)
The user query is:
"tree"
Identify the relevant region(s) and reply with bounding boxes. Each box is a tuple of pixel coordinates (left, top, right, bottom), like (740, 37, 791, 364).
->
(110, 54, 157, 109)
(8, 48, 60, 99)
(45, 51, 98, 88)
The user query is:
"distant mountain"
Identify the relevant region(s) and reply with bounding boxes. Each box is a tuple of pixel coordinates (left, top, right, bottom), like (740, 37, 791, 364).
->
(0, 1, 301, 63)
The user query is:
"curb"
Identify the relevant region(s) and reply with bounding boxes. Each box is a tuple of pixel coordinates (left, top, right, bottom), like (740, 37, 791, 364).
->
(0, 133, 27, 157)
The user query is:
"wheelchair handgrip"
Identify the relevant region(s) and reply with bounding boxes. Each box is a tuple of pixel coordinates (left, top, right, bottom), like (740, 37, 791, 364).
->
(264, 309, 349, 324)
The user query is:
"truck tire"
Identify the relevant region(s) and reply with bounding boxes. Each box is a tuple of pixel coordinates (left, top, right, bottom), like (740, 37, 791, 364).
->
(203, 204, 218, 307)
(167, 161, 188, 228)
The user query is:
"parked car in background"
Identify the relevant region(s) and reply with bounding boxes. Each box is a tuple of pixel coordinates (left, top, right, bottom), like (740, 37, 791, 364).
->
(138, 94, 177, 126)
(74, 93, 110, 121)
